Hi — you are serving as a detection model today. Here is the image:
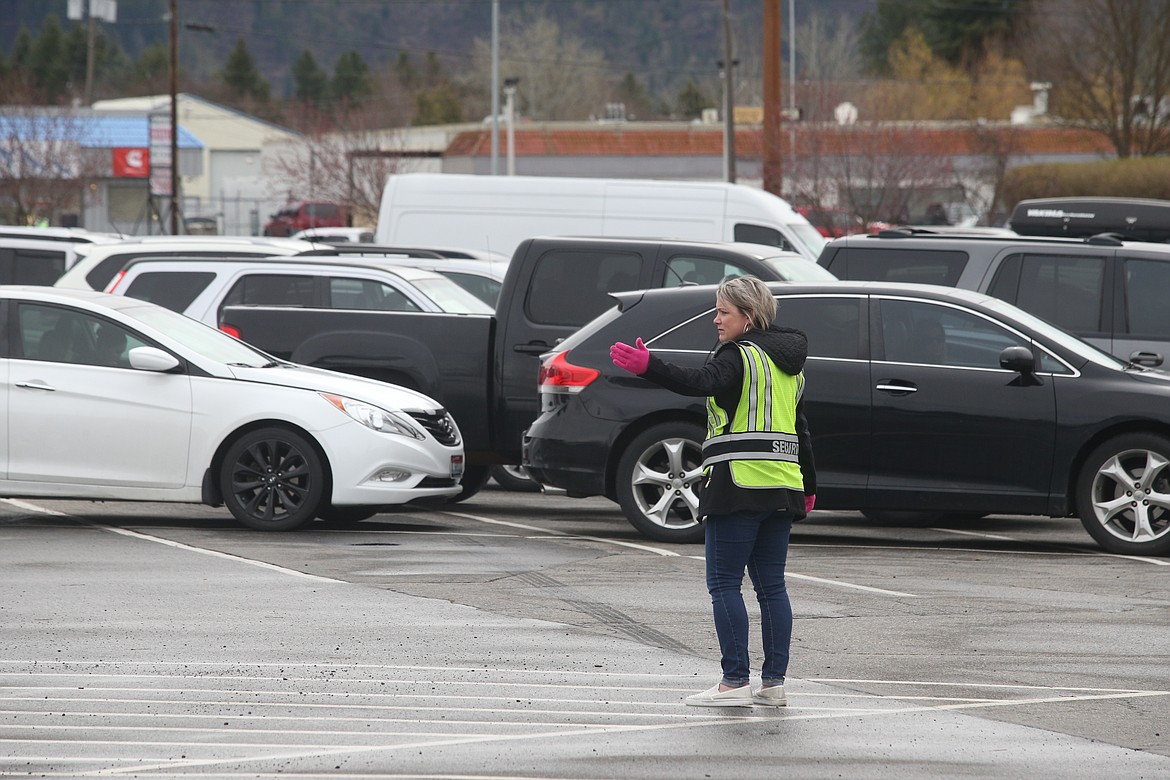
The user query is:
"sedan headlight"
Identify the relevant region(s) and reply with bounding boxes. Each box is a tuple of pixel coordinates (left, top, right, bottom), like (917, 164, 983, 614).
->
(320, 393, 423, 439)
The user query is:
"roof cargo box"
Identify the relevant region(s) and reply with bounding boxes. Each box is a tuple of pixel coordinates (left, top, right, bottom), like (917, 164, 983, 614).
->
(1008, 197, 1170, 242)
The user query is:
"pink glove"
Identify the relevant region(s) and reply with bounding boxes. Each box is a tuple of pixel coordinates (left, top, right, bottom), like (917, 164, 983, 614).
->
(804, 494, 816, 513)
(610, 338, 650, 375)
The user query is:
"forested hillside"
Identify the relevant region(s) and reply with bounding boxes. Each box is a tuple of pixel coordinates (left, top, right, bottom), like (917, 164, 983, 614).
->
(1, 0, 869, 118)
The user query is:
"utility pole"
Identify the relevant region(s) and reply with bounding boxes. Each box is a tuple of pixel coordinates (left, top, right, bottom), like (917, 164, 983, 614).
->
(490, 0, 500, 175)
(762, 0, 782, 195)
(721, 0, 736, 183)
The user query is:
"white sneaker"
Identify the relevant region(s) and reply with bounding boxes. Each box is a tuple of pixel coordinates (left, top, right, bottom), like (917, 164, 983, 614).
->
(684, 683, 753, 708)
(752, 684, 787, 707)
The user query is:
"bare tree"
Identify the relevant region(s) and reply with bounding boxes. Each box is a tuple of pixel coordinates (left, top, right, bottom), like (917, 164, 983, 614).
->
(467, 14, 609, 121)
(262, 104, 420, 226)
(0, 105, 103, 225)
(1033, 0, 1170, 157)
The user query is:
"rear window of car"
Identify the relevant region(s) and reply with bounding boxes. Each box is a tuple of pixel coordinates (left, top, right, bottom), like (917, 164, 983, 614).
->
(122, 271, 217, 312)
(827, 246, 968, 286)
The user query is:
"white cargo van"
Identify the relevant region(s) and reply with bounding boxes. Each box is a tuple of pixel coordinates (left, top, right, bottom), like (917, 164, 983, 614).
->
(375, 173, 827, 261)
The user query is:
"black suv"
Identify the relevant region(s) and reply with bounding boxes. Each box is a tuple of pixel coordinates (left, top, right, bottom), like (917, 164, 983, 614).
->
(524, 281, 1170, 556)
(818, 226, 1170, 367)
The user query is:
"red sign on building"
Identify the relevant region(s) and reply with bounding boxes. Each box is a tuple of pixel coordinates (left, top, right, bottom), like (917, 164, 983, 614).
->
(112, 147, 149, 178)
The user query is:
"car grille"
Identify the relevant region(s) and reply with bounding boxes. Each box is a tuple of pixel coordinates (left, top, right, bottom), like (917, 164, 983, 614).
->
(407, 410, 460, 446)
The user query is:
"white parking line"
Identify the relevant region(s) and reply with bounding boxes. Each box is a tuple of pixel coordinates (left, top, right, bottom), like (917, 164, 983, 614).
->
(930, 526, 1170, 565)
(444, 509, 923, 597)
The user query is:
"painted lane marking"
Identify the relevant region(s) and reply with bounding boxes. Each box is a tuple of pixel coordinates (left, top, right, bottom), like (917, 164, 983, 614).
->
(444, 509, 922, 597)
(1, 498, 345, 584)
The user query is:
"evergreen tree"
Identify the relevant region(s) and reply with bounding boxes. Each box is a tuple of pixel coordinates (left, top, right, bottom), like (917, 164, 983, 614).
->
(292, 49, 327, 104)
(28, 15, 70, 102)
(413, 84, 463, 126)
(221, 37, 270, 102)
(331, 51, 372, 105)
(134, 41, 169, 83)
(676, 79, 710, 119)
(394, 52, 417, 90)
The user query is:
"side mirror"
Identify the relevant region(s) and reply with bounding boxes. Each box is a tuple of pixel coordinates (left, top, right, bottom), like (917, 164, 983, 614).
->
(1130, 350, 1164, 368)
(999, 345, 1034, 373)
(128, 346, 181, 372)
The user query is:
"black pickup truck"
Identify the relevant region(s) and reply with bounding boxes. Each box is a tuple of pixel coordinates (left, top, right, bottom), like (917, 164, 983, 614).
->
(219, 236, 834, 499)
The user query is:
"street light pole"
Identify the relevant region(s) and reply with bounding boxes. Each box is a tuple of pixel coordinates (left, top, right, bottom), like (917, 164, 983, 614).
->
(169, 0, 180, 234)
(490, 0, 500, 175)
(721, 0, 736, 183)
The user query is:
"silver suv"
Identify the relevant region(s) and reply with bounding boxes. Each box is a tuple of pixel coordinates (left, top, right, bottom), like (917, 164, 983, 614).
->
(103, 255, 493, 327)
(818, 230, 1170, 367)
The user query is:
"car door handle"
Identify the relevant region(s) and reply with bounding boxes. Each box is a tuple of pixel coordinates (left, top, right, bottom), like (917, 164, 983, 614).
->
(876, 381, 917, 395)
(15, 380, 56, 391)
(513, 343, 550, 355)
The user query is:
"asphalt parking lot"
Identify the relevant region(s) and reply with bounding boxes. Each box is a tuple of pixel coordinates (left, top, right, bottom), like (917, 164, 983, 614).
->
(2, 487, 1168, 778)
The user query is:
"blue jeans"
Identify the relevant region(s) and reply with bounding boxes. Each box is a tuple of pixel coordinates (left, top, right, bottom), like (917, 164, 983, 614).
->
(704, 509, 793, 688)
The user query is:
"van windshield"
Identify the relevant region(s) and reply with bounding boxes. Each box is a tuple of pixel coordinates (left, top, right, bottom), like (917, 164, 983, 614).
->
(785, 222, 828, 258)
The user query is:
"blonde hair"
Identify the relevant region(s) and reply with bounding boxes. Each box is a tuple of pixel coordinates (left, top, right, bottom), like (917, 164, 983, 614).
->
(716, 275, 776, 331)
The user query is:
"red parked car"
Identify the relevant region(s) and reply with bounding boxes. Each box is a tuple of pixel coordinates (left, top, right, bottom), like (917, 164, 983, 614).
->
(263, 200, 347, 237)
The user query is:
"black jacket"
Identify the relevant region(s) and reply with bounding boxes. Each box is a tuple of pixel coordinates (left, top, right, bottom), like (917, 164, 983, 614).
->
(642, 323, 817, 520)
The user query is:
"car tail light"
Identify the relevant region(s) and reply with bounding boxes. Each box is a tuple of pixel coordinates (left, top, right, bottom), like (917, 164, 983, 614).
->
(220, 323, 242, 339)
(539, 351, 599, 394)
(105, 270, 126, 292)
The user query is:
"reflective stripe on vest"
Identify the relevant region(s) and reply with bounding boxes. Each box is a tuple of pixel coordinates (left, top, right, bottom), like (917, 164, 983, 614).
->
(703, 340, 804, 490)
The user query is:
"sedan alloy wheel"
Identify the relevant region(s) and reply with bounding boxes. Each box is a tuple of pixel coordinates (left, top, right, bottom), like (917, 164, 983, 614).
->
(220, 427, 327, 531)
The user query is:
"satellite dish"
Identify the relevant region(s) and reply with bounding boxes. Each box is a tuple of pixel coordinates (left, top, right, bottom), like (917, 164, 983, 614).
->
(834, 101, 859, 126)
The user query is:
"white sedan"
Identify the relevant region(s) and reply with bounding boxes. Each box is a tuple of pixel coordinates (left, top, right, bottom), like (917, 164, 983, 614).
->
(1, 287, 464, 530)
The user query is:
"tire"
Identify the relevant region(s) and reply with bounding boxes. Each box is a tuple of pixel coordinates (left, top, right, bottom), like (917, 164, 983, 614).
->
(219, 427, 327, 531)
(615, 421, 706, 544)
(1076, 433, 1170, 556)
(448, 464, 492, 503)
(491, 464, 543, 493)
(317, 506, 380, 523)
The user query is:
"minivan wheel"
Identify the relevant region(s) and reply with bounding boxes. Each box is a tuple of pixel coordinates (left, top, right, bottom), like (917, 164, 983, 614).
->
(1076, 433, 1170, 556)
(219, 427, 326, 531)
(615, 421, 706, 544)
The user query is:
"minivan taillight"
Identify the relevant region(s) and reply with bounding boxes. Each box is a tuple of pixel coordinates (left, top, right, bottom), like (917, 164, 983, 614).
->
(538, 351, 600, 394)
(219, 323, 242, 339)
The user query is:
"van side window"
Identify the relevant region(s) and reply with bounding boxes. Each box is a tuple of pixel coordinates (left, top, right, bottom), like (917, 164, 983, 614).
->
(734, 223, 793, 252)
(831, 247, 968, 285)
(990, 253, 1107, 335)
(123, 271, 217, 312)
(526, 250, 642, 327)
(663, 255, 748, 287)
(1121, 257, 1170, 339)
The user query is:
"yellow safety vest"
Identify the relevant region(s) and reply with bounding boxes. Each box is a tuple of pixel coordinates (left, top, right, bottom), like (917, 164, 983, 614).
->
(703, 340, 805, 490)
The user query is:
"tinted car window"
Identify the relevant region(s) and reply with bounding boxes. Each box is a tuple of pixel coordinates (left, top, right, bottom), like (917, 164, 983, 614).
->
(438, 271, 501, 306)
(123, 271, 217, 312)
(527, 250, 642, 326)
(663, 254, 749, 287)
(734, 223, 794, 252)
(2, 248, 67, 285)
(651, 295, 863, 361)
(1121, 257, 1170, 339)
(223, 274, 317, 308)
(989, 253, 1107, 335)
(328, 278, 422, 311)
(879, 298, 1028, 369)
(831, 247, 968, 285)
(18, 304, 149, 366)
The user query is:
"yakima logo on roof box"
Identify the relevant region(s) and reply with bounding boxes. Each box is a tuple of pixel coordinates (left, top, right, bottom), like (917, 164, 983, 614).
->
(1010, 197, 1170, 242)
